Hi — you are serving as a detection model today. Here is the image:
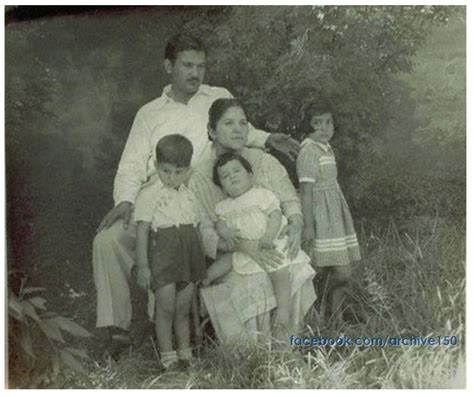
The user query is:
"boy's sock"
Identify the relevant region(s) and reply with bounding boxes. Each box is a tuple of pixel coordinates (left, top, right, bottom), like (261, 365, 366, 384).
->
(177, 347, 194, 361)
(161, 350, 178, 369)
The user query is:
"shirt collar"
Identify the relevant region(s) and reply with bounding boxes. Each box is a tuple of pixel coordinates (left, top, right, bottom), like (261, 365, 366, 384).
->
(301, 138, 331, 153)
(155, 178, 189, 195)
(161, 84, 212, 104)
(170, 183, 188, 193)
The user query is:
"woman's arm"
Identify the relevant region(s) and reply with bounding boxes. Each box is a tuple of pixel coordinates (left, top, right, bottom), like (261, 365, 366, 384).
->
(300, 182, 315, 255)
(260, 209, 282, 249)
(257, 153, 303, 258)
(136, 221, 152, 290)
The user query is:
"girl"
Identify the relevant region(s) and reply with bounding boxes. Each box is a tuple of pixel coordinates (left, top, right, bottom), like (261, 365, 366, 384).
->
(297, 102, 361, 322)
(134, 134, 206, 370)
(202, 152, 311, 336)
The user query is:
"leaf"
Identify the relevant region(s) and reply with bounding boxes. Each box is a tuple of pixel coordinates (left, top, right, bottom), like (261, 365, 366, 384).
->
(8, 296, 24, 320)
(49, 316, 91, 338)
(64, 347, 89, 360)
(9, 308, 26, 323)
(18, 329, 36, 359)
(21, 301, 41, 323)
(29, 296, 47, 311)
(22, 287, 46, 295)
(38, 318, 65, 343)
(59, 349, 86, 374)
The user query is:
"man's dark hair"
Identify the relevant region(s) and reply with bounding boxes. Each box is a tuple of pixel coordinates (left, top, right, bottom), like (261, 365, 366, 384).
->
(165, 33, 207, 63)
(208, 98, 246, 141)
(212, 152, 253, 188)
(155, 134, 193, 167)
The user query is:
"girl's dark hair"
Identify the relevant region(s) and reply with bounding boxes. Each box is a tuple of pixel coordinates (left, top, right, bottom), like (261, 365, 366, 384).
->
(212, 152, 253, 188)
(302, 100, 333, 136)
(155, 134, 193, 167)
(165, 33, 207, 63)
(208, 98, 246, 141)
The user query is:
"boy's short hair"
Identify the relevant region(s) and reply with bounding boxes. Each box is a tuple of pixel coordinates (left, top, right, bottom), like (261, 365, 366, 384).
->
(155, 134, 193, 167)
(212, 152, 253, 188)
(165, 33, 207, 63)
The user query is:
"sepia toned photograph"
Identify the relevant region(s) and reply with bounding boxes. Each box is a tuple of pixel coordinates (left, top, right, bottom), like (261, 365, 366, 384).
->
(4, 4, 466, 389)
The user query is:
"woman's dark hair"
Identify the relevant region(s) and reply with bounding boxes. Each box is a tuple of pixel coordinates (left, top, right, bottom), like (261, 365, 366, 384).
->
(212, 152, 253, 188)
(208, 98, 246, 141)
(155, 134, 193, 167)
(165, 33, 207, 63)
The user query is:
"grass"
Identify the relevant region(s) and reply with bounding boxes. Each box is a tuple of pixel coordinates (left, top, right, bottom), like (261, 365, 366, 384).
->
(48, 215, 464, 389)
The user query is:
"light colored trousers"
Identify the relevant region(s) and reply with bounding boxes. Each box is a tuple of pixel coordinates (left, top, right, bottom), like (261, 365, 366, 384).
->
(93, 220, 154, 330)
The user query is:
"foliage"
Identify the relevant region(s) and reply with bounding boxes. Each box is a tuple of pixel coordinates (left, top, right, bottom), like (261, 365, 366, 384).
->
(61, 218, 465, 389)
(183, 6, 451, 160)
(399, 11, 465, 147)
(8, 272, 92, 388)
(348, 142, 465, 220)
(4, 7, 465, 387)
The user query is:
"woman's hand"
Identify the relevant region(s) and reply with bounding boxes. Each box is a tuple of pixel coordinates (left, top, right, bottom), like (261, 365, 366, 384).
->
(265, 133, 300, 161)
(237, 239, 284, 272)
(279, 215, 303, 259)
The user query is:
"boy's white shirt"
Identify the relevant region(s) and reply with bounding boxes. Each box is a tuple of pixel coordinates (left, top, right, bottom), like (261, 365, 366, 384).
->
(134, 177, 203, 229)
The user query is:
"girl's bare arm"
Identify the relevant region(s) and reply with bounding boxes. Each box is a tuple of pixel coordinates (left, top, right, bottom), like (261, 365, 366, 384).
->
(300, 182, 315, 253)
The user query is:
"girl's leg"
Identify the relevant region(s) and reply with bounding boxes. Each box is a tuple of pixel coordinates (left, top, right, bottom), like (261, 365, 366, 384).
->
(174, 283, 195, 358)
(202, 254, 233, 286)
(155, 283, 177, 366)
(269, 266, 291, 340)
(328, 265, 352, 322)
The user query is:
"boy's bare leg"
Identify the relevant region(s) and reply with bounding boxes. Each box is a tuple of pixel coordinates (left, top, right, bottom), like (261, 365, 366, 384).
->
(202, 254, 233, 286)
(155, 283, 176, 353)
(269, 266, 291, 341)
(174, 283, 195, 363)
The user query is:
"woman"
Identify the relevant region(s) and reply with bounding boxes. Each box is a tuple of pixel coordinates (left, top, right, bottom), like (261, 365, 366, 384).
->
(190, 98, 316, 344)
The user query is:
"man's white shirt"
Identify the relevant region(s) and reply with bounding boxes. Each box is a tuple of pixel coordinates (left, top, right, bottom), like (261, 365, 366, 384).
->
(113, 84, 269, 205)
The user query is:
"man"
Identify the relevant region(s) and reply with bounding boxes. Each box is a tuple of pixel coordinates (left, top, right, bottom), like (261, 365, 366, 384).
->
(93, 33, 300, 347)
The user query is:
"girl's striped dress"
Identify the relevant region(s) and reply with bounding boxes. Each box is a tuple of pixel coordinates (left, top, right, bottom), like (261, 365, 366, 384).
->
(296, 138, 361, 267)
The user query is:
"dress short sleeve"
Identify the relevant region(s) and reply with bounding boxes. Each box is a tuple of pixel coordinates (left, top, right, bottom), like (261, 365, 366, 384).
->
(134, 181, 161, 223)
(254, 188, 281, 215)
(296, 145, 319, 183)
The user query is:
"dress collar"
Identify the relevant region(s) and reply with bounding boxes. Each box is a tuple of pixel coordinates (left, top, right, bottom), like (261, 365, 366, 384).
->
(301, 138, 331, 153)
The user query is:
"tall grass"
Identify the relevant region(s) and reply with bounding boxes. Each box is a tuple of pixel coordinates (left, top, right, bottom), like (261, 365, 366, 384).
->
(60, 216, 464, 389)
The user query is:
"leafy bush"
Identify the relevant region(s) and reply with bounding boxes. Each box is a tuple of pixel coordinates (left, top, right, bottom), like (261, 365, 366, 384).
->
(184, 6, 451, 160)
(8, 272, 92, 388)
(346, 142, 465, 221)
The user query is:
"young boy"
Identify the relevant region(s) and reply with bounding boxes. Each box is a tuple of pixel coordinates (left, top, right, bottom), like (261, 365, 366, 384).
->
(134, 134, 207, 370)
